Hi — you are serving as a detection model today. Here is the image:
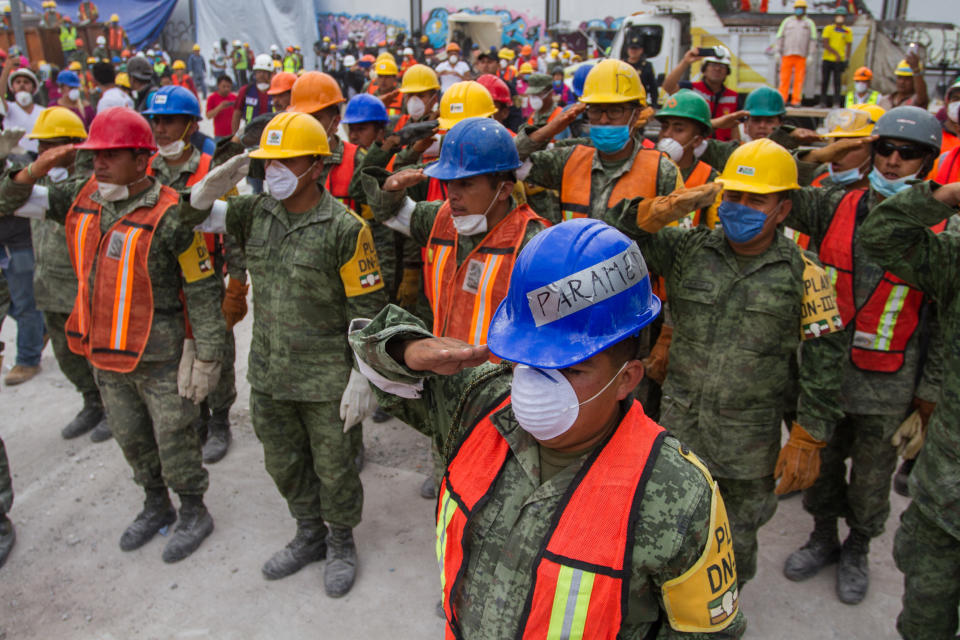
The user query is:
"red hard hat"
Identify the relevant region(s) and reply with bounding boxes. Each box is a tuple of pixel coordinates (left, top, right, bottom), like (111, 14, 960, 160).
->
(476, 73, 511, 104)
(75, 37, 84, 47)
(77, 107, 157, 151)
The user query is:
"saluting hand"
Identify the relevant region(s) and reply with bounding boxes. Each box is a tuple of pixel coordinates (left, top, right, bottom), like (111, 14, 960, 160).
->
(18, 143, 76, 183)
(530, 103, 584, 145)
(384, 167, 429, 192)
(710, 109, 749, 132)
(401, 337, 490, 375)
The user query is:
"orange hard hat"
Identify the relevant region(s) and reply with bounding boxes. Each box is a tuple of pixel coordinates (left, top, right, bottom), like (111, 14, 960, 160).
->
(289, 71, 344, 113)
(521, 44, 532, 56)
(446, 42, 461, 53)
(424, 48, 434, 55)
(267, 71, 297, 95)
(75, 38, 84, 47)
(853, 66, 872, 82)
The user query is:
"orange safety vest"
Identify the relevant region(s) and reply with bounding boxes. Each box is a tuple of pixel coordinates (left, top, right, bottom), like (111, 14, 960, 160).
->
(325, 141, 358, 211)
(811, 172, 829, 187)
(78, 1, 96, 22)
(941, 130, 959, 155)
(437, 395, 665, 640)
(559, 145, 660, 221)
(819, 189, 944, 372)
(934, 146, 960, 184)
(424, 202, 546, 344)
(526, 105, 562, 128)
(685, 160, 714, 228)
(147, 151, 219, 257)
(392, 113, 410, 133)
(64, 178, 180, 373)
(108, 26, 125, 50)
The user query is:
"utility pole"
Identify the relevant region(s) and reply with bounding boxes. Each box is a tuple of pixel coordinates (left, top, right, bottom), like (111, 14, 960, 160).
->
(9, 0, 26, 55)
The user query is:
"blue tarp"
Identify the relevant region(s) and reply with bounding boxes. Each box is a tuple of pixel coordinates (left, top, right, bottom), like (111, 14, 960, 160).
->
(21, 0, 178, 50)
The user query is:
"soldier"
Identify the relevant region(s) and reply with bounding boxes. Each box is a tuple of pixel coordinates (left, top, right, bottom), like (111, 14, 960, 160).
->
(186, 112, 387, 596)
(0, 107, 226, 563)
(523, 73, 563, 130)
(350, 218, 746, 638)
(107, 14, 128, 58)
(77, 0, 98, 25)
(603, 139, 846, 588)
(367, 57, 402, 117)
(265, 71, 296, 113)
(342, 94, 391, 152)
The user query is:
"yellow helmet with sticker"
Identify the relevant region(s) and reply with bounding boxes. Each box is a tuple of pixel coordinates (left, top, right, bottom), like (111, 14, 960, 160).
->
(249, 111, 331, 159)
(437, 81, 496, 130)
(717, 139, 799, 194)
(580, 59, 646, 105)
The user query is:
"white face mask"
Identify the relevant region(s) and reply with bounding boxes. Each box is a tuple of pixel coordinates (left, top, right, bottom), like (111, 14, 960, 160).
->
(529, 96, 543, 112)
(449, 55, 458, 65)
(452, 181, 506, 236)
(98, 176, 147, 202)
(499, 59, 508, 69)
(158, 139, 186, 158)
(948, 101, 960, 124)
(257, 82, 270, 92)
(855, 81, 869, 95)
(693, 139, 708, 158)
(67, 88, 80, 101)
(656, 137, 685, 163)
(48, 166, 69, 182)
(406, 95, 426, 119)
(14, 91, 32, 108)
(265, 160, 315, 200)
(510, 361, 628, 441)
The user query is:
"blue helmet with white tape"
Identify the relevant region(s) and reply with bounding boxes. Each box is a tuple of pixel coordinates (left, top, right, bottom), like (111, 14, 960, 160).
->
(424, 117, 521, 181)
(487, 218, 660, 368)
(143, 85, 202, 119)
(342, 93, 390, 124)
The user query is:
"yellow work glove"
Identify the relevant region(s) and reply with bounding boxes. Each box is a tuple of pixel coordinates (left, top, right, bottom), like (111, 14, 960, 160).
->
(635, 183, 723, 233)
(396, 268, 421, 308)
(221, 277, 249, 330)
(642, 325, 672, 385)
(774, 423, 826, 495)
(891, 411, 926, 460)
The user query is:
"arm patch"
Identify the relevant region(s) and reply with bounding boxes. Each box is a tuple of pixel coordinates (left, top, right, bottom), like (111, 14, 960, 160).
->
(800, 253, 844, 341)
(179, 231, 215, 283)
(661, 448, 739, 633)
(340, 223, 384, 297)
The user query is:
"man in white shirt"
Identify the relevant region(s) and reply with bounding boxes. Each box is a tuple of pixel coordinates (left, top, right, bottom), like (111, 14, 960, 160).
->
(2, 68, 43, 154)
(434, 42, 471, 93)
(92, 62, 134, 113)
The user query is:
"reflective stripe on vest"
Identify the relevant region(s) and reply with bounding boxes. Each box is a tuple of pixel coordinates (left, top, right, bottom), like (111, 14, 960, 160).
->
(283, 56, 296, 73)
(559, 145, 660, 221)
(325, 141, 358, 211)
(64, 178, 180, 372)
(437, 396, 665, 639)
(935, 147, 960, 184)
(109, 26, 124, 50)
(818, 189, 944, 372)
(424, 202, 547, 344)
(783, 226, 810, 250)
(60, 26, 77, 50)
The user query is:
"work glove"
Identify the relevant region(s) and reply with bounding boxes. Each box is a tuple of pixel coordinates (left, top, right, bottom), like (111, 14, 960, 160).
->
(635, 183, 722, 233)
(891, 410, 925, 460)
(395, 120, 439, 147)
(642, 325, 672, 385)
(774, 423, 826, 495)
(177, 338, 197, 396)
(0, 127, 26, 159)
(396, 267, 421, 308)
(189, 152, 250, 210)
(221, 277, 249, 330)
(340, 368, 376, 433)
(183, 359, 222, 405)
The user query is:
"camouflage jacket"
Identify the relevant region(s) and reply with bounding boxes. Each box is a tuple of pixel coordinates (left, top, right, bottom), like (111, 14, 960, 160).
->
(604, 207, 845, 479)
(859, 181, 960, 540)
(350, 304, 746, 640)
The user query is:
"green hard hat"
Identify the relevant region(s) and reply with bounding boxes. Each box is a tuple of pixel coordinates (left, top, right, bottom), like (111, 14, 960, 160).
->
(744, 86, 786, 117)
(946, 77, 960, 101)
(657, 89, 713, 133)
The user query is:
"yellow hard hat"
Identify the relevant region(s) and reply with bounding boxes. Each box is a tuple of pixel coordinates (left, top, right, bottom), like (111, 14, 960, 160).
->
(519, 62, 534, 75)
(110, 13, 119, 21)
(28, 106, 87, 140)
(375, 57, 398, 76)
(580, 59, 646, 105)
(192, 44, 200, 51)
(550, 42, 559, 49)
(69, 61, 82, 71)
(823, 104, 885, 138)
(717, 139, 800, 194)
(172, 60, 186, 70)
(86, 56, 96, 64)
(498, 47, 515, 61)
(376, 51, 396, 63)
(322, 36, 331, 42)
(793, 0, 807, 7)
(115, 72, 130, 88)
(273, 59, 282, 69)
(399, 64, 440, 93)
(249, 111, 331, 159)
(539, 45, 547, 53)
(894, 59, 914, 77)
(438, 80, 496, 130)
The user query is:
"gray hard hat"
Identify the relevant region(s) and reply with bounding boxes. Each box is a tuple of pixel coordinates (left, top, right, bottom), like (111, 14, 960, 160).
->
(873, 106, 941, 152)
(126, 56, 154, 82)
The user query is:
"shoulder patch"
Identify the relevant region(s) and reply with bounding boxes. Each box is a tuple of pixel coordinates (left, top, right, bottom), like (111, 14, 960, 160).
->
(800, 253, 844, 340)
(178, 231, 215, 283)
(340, 222, 384, 297)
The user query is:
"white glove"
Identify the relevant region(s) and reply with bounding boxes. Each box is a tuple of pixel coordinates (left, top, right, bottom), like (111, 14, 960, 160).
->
(189, 152, 250, 210)
(0, 127, 26, 158)
(184, 359, 221, 405)
(891, 410, 925, 459)
(340, 368, 376, 433)
(177, 339, 197, 396)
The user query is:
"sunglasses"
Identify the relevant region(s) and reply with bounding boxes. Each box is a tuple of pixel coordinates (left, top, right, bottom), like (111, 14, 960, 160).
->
(875, 139, 928, 160)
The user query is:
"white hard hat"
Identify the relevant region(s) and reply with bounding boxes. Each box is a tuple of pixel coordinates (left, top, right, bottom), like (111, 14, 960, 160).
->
(96, 35, 105, 45)
(702, 45, 731, 68)
(343, 54, 357, 67)
(253, 53, 274, 72)
(403, 47, 414, 56)
(270, 44, 279, 52)
(146, 49, 155, 56)
(232, 39, 241, 46)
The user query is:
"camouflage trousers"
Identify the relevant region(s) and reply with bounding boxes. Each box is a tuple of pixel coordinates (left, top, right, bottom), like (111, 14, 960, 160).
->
(0, 436, 11, 515)
(894, 502, 960, 640)
(802, 412, 900, 538)
(716, 476, 777, 587)
(206, 328, 237, 414)
(95, 360, 207, 496)
(43, 311, 100, 401)
(250, 391, 363, 528)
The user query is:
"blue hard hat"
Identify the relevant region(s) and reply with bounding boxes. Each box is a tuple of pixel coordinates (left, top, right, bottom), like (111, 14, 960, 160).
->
(423, 117, 521, 181)
(56, 70, 80, 87)
(143, 85, 202, 119)
(111, 56, 121, 64)
(342, 93, 390, 124)
(571, 62, 595, 98)
(487, 218, 660, 368)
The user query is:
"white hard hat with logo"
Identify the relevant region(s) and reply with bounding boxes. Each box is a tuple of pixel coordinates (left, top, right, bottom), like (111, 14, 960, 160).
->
(253, 54, 274, 72)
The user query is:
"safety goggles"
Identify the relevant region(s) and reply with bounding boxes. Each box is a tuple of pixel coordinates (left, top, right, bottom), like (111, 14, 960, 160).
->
(585, 104, 636, 123)
(874, 139, 928, 160)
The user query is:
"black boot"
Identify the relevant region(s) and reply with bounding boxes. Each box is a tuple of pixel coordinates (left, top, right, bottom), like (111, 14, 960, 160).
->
(61, 395, 104, 439)
(324, 525, 357, 597)
(783, 517, 840, 581)
(119, 488, 176, 551)
(837, 529, 870, 604)
(892, 458, 915, 497)
(262, 518, 327, 580)
(0, 514, 15, 569)
(202, 409, 232, 464)
(162, 495, 214, 563)
(89, 416, 112, 443)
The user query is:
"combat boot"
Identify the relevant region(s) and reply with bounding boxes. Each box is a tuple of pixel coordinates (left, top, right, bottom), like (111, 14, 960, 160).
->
(89, 416, 112, 443)
(0, 514, 15, 569)
(892, 458, 915, 497)
(119, 488, 176, 551)
(61, 394, 104, 439)
(837, 529, 870, 604)
(261, 518, 327, 580)
(161, 495, 214, 563)
(201, 408, 231, 464)
(324, 525, 357, 597)
(783, 517, 840, 581)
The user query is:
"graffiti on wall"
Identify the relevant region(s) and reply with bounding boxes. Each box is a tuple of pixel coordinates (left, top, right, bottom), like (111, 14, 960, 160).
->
(316, 12, 408, 46)
(422, 7, 544, 49)
(579, 16, 624, 32)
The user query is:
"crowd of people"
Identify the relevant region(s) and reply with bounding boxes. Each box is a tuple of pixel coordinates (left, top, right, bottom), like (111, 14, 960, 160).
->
(0, 5, 959, 639)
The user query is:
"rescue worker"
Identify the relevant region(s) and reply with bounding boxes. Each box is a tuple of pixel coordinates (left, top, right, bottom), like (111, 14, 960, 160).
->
(934, 78, 960, 156)
(799, 104, 884, 190)
(187, 44, 207, 100)
(92, 35, 109, 63)
(859, 147, 960, 640)
(26, 107, 111, 441)
(77, 0, 98, 24)
(604, 138, 846, 588)
(878, 54, 928, 110)
(622, 31, 658, 107)
(143, 85, 244, 464)
(126, 56, 159, 112)
(231, 40, 248, 87)
(0, 107, 226, 563)
(343, 94, 391, 151)
(662, 46, 739, 142)
(171, 60, 198, 97)
(367, 57, 402, 117)
(184, 111, 387, 596)
(41, 0, 61, 28)
(845, 66, 880, 107)
(59, 18, 79, 63)
(496, 47, 517, 84)
(776, 0, 817, 106)
(523, 73, 563, 131)
(781, 106, 944, 604)
(349, 217, 747, 639)
(820, 6, 853, 108)
(435, 42, 470, 92)
(107, 14, 128, 58)
(230, 54, 273, 135)
(266, 71, 296, 113)
(477, 73, 515, 131)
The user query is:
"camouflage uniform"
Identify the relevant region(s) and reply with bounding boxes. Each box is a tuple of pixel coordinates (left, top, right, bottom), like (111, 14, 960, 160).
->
(0, 177, 226, 497)
(786, 185, 941, 541)
(859, 182, 960, 640)
(604, 206, 846, 585)
(188, 190, 387, 527)
(349, 305, 746, 639)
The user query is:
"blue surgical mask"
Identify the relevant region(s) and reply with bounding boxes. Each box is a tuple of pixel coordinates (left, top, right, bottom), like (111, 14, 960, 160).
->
(794, 8, 804, 15)
(553, 80, 562, 92)
(868, 167, 916, 197)
(828, 163, 864, 187)
(590, 124, 631, 154)
(717, 201, 769, 243)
